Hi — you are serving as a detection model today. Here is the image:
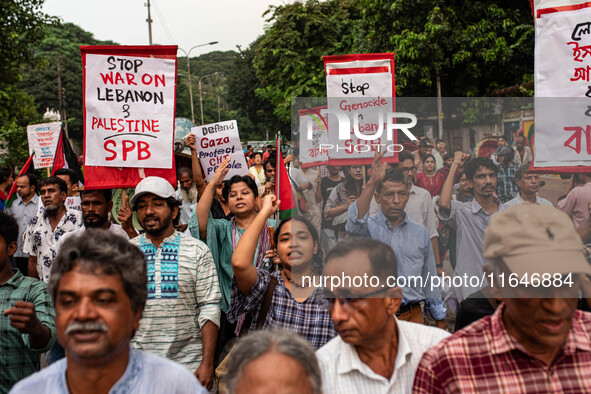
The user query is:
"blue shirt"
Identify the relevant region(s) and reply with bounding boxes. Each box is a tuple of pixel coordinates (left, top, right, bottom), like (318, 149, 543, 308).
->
(346, 202, 447, 321)
(9, 348, 206, 394)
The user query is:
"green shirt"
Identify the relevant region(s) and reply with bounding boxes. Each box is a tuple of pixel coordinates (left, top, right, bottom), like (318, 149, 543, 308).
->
(189, 213, 275, 313)
(0, 270, 55, 394)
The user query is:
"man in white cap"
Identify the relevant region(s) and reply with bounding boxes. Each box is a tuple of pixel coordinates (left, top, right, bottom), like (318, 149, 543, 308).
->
(128, 176, 221, 390)
(414, 204, 591, 392)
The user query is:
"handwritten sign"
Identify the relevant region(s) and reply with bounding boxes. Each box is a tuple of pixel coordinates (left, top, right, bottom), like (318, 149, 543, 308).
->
(192, 120, 248, 181)
(26, 122, 61, 168)
(81, 46, 176, 169)
(298, 107, 330, 168)
(535, 1, 591, 167)
(323, 54, 397, 165)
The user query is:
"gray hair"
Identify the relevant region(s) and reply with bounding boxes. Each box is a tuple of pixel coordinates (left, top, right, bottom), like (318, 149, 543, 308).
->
(225, 329, 322, 394)
(49, 229, 148, 312)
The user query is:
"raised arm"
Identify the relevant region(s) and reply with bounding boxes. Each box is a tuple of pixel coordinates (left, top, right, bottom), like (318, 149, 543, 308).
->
(356, 150, 385, 218)
(196, 157, 230, 240)
(232, 194, 280, 296)
(186, 134, 207, 199)
(438, 151, 469, 213)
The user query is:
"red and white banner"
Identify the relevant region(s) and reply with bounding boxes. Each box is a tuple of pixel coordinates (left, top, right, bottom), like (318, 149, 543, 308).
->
(323, 53, 397, 165)
(26, 122, 61, 168)
(80, 45, 178, 189)
(534, 0, 591, 170)
(298, 106, 329, 168)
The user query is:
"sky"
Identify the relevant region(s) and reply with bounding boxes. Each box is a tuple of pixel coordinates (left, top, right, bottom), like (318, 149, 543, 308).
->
(42, 0, 288, 54)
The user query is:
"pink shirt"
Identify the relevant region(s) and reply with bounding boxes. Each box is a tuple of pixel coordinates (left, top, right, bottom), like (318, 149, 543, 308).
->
(557, 182, 591, 228)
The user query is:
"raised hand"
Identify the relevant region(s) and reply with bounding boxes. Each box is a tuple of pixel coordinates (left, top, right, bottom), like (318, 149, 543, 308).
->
(211, 157, 231, 186)
(185, 134, 196, 151)
(260, 194, 280, 214)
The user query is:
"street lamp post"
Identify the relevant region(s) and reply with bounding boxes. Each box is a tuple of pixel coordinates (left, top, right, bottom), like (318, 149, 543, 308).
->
(178, 41, 218, 124)
(198, 72, 221, 125)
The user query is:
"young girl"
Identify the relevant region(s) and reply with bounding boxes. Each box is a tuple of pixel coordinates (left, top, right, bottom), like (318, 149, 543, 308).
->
(324, 165, 364, 241)
(228, 196, 336, 350)
(416, 154, 445, 196)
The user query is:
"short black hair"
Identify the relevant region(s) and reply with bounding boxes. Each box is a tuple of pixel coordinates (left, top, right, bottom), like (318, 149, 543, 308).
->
(464, 157, 497, 181)
(325, 236, 398, 278)
(81, 189, 112, 203)
(247, 145, 252, 149)
(251, 152, 263, 160)
(443, 153, 453, 161)
(397, 150, 414, 164)
(18, 173, 37, 192)
(0, 211, 19, 245)
(0, 167, 13, 184)
(264, 155, 277, 170)
(177, 167, 192, 179)
(377, 168, 408, 192)
(222, 175, 259, 201)
(515, 164, 531, 180)
(423, 153, 436, 163)
(54, 168, 78, 186)
(39, 177, 68, 194)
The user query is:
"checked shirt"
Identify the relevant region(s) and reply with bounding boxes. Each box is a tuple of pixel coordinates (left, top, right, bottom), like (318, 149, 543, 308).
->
(228, 269, 336, 350)
(413, 304, 591, 393)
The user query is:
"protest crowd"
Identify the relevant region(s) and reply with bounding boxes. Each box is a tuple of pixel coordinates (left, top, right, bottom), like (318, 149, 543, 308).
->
(1, 129, 591, 394)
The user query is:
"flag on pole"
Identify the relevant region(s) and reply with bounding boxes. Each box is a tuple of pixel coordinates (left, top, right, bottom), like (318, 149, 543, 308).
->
(275, 137, 296, 221)
(52, 125, 84, 185)
(5, 152, 35, 209)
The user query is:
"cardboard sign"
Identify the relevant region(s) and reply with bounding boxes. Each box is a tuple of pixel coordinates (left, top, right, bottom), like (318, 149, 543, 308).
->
(81, 46, 177, 169)
(298, 107, 330, 168)
(192, 120, 248, 181)
(323, 54, 397, 165)
(534, 1, 591, 168)
(26, 122, 61, 168)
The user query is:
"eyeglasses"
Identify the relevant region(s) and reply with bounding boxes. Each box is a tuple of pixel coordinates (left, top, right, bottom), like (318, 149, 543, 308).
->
(323, 287, 389, 311)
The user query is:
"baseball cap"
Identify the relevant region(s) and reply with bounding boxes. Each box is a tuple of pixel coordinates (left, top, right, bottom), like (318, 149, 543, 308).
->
(130, 177, 176, 206)
(483, 204, 591, 277)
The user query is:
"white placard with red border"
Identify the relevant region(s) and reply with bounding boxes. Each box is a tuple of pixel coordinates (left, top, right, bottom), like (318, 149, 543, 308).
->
(80, 46, 178, 190)
(26, 122, 61, 168)
(192, 120, 248, 181)
(299, 107, 330, 168)
(323, 53, 396, 165)
(534, 1, 591, 169)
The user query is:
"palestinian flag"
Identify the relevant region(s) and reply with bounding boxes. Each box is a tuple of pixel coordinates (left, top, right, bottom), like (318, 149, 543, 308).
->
(52, 125, 84, 185)
(275, 137, 296, 221)
(5, 152, 35, 209)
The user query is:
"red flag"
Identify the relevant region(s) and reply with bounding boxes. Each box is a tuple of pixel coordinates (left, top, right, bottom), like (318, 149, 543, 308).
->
(275, 137, 296, 221)
(51, 125, 84, 185)
(5, 152, 35, 208)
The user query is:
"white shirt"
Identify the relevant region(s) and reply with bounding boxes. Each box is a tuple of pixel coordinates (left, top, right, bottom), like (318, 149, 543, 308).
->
(504, 193, 553, 208)
(316, 319, 450, 394)
(512, 146, 533, 166)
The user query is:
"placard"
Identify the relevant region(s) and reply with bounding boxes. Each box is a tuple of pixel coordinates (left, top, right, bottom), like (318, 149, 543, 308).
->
(192, 120, 248, 181)
(534, 1, 591, 168)
(26, 122, 61, 168)
(298, 107, 329, 168)
(81, 45, 176, 169)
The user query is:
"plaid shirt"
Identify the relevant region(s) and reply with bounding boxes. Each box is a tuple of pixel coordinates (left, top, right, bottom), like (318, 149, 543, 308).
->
(496, 163, 519, 203)
(228, 269, 336, 350)
(413, 304, 591, 393)
(0, 270, 55, 393)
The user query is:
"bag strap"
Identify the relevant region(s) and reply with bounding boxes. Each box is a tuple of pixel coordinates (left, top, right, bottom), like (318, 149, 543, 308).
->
(238, 275, 278, 336)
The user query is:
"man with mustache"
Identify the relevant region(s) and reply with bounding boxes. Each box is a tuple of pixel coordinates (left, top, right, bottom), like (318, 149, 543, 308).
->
(414, 205, 591, 392)
(10, 229, 207, 393)
(436, 153, 506, 302)
(57, 189, 137, 249)
(129, 176, 221, 390)
(22, 177, 82, 283)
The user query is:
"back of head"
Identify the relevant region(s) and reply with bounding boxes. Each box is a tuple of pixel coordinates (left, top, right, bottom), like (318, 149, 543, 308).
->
(0, 167, 13, 184)
(0, 211, 19, 245)
(397, 150, 413, 164)
(325, 236, 398, 278)
(49, 229, 148, 312)
(225, 328, 322, 394)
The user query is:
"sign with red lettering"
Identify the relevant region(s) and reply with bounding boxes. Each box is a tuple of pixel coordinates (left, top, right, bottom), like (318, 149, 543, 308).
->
(322, 53, 398, 165)
(26, 122, 61, 168)
(81, 45, 177, 169)
(534, 1, 591, 169)
(298, 107, 329, 168)
(192, 120, 248, 181)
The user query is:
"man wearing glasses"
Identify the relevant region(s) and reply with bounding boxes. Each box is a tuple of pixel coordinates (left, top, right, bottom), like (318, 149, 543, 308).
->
(504, 165, 553, 208)
(316, 237, 450, 393)
(346, 152, 447, 328)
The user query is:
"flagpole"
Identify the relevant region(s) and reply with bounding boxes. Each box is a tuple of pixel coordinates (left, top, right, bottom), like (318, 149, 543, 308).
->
(275, 133, 281, 226)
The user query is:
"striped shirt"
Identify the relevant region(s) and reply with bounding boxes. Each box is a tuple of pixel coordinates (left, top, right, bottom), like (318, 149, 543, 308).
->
(130, 231, 221, 372)
(317, 319, 449, 394)
(413, 305, 591, 393)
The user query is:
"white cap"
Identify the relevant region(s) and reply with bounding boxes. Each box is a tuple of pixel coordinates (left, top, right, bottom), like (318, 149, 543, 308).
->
(130, 177, 176, 206)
